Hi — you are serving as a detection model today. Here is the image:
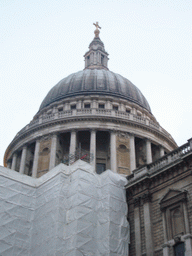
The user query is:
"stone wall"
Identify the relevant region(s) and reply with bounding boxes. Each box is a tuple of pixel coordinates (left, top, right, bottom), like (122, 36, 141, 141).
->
(126, 149, 192, 255)
(37, 136, 51, 177)
(117, 133, 130, 175)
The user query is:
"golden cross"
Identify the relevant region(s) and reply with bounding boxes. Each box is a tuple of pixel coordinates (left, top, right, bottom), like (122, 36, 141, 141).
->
(93, 22, 101, 30)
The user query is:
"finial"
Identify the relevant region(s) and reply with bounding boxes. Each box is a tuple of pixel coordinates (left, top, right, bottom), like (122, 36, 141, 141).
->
(93, 22, 101, 38)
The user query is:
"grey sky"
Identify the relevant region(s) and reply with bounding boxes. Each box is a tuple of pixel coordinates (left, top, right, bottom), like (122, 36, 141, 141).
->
(1, 0, 192, 165)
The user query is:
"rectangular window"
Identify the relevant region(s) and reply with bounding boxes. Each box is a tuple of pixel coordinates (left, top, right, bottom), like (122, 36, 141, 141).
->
(174, 242, 185, 256)
(84, 103, 90, 109)
(71, 104, 76, 110)
(113, 105, 118, 111)
(99, 104, 105, 109)
(58, 107, 63, 112)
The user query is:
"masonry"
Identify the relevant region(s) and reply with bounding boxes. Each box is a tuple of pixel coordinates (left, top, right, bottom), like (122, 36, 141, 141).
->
(126, 139, 192, 256)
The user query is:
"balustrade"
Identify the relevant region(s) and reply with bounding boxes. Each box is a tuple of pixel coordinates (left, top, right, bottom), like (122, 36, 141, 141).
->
(16, 107, 174, 141)
(147, 142, 191, 174)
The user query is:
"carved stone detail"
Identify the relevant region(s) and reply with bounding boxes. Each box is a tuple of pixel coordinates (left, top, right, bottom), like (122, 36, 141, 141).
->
(133, 197, 141, 208)
(142, 193, 152, 204)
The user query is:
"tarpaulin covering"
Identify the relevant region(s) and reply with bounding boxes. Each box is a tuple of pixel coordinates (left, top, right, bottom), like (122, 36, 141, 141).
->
(0, 160, 129, 255)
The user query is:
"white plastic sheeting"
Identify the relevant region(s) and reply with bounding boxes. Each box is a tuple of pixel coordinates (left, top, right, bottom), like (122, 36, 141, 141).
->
(0, 160, 129, 255)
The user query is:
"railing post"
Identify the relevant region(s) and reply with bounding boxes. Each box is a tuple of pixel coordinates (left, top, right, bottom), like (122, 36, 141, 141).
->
(188, 138, 192, 150)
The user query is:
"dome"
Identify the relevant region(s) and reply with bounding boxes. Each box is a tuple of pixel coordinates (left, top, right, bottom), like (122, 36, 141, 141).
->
(39, 69, 151, 112)
(4, 23, 177, 179)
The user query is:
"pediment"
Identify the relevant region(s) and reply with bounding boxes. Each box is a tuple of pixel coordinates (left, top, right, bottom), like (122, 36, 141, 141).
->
(159, 189, 187, 211)
(160, 189, 183, 203)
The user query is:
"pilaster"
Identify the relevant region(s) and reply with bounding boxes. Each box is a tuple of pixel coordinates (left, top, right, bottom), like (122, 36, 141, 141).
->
(134, 197, 142, 256)
(142, 193, 154, 256)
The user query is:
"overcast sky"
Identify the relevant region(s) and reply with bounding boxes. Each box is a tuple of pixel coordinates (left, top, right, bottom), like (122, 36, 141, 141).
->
(1, 0, 192, 166)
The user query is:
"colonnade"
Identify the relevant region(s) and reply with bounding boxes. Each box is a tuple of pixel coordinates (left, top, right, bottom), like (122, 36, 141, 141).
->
(8, 129, 165, 178)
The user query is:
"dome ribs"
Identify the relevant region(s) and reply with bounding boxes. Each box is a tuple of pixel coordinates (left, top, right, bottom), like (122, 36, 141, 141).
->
(69, 71, 81, 93)
(109, 71, 120, 93)
(39, 69, 151, 112)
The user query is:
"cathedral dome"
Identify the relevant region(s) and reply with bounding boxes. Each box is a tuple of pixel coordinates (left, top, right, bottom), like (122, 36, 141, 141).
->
(39, 69, 151, 112)
(4, 23, 177, 178)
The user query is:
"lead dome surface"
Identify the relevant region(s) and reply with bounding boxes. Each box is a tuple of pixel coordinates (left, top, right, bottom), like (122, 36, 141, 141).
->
(39, 69, 151, 112)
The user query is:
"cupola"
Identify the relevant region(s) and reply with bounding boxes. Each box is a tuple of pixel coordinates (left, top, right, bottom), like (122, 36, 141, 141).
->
(84, 22, 109, 70)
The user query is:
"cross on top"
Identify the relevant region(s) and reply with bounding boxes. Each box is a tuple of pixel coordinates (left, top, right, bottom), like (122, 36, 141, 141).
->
(93, 22, 101, 30)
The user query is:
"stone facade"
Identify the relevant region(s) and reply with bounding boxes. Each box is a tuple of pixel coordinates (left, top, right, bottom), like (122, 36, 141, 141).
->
(126, 139, 192, 255)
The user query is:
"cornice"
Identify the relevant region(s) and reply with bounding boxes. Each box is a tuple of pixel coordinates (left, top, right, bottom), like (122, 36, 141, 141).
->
(5, 114, 176, 157)
(126, 154, 192, 197)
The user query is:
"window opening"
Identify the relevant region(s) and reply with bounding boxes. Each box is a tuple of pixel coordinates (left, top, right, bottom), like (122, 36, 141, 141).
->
(99, 104, 105, 109)
(84, 103, 90, 109)
(71, 104, 76, 110)
(96, 163, 106, 174)
(113, 105, 118, 111)
(174, 242, 185, 256)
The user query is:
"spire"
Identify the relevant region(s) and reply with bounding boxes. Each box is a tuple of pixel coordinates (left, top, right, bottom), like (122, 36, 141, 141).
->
(84, 22, 109, 70)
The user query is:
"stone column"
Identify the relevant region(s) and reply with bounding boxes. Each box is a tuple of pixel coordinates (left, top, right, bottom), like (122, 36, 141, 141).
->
(142, 193, 154, 256)
(19, 146, 27, 174)
(90, 130, 96, 170)
(183, 234, 192, 256)
(130, 134, 136, 172)
(162, 210, 170, 256)
(69, 130, 77, 164)
(110, 131, 117, 172)
(134, 198, 142, 256)
(160, 147, 165, 157)
(183, 201, 192, 256)
(32, 140, 40, 178)
(49, 134, 58, 171)
(146, 139, 152, 164)
(7, 161, 11, 169)
(11, 153, 17, 170)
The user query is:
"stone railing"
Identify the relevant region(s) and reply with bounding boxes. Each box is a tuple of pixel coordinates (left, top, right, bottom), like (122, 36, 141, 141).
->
(134, 141, 191, 177)
(16, 108, 172, 140)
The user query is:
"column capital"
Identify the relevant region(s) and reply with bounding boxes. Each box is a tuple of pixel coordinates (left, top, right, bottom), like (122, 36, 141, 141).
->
(129, 132, 135, 138)
(90, 129, 97, 133)
(110, 129, 117, 134)
(51, 132, 58, 137)
(142, 192, 152, 204)
(133, 197, 141, 208)
(117, 131, 129, 138)
(12, 152, 18, 157)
